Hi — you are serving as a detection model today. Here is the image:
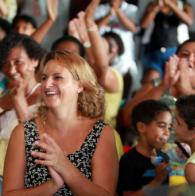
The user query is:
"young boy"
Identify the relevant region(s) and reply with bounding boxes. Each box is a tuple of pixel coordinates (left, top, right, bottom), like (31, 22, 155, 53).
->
(118, 99, 172, 195)
(175, 95, 195, 184)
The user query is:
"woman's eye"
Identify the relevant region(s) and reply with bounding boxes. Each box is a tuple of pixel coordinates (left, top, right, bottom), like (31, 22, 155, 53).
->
(159, 125, 166, 129)
(41, 76, 47, 81)
(15, 60, 24, 66)
(180, 53, 189, 58)
(54, 76, 63, 80)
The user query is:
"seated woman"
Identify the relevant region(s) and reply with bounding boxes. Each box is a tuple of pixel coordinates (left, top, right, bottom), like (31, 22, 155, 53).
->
(0, 33, 45, 176)
(3, 50, 118, 195)
(0, 33, 45, 138)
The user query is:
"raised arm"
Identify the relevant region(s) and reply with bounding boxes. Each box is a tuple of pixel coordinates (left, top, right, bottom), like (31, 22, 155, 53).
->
(112, 0, 137, 32)
(165, 0, 193, 26)
(140, 1, 160, 28)
(84, 0, 119, 92)
(3, 124, 61, 196)
(32, 0, 58, 43)
(0, 0, 8, 18)
(68, 11, 95, 65)
(95, 2, 113, 27)
(120, 55, 180, 128)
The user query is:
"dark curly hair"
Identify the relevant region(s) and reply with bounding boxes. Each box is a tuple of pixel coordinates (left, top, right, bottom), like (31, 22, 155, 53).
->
(0, 33, 46, 70)
(102, 31, 124, 56)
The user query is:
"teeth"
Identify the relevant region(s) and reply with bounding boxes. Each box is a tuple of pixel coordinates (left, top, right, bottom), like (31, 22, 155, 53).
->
(45, 91, 56, 95)
(44, 87, 58, 95)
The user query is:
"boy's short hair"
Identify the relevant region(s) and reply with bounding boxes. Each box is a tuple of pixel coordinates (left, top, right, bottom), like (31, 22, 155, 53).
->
(12, 14, 38, 29)
(131, 99, 171, 134)
(0, 33, 45, 70)
(176, 95, 195, 129)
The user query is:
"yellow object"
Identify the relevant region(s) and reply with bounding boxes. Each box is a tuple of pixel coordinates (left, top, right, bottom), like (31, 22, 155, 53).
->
(114, 130, 124, 160)
(104, 68, 123, 128)
(169, 175, 187, 186)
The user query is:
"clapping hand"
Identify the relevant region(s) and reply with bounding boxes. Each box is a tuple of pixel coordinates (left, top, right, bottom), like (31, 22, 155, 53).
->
(31, 133, 66, 189)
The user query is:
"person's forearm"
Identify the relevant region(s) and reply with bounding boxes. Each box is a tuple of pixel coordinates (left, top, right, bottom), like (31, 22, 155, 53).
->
(59, 161, 112, 196)
(3, 180, 59, 196)
(13, 98, 29, 122)
(114, 8, 137, 32)
(0, 0, 8, 17)
(141, 5, 159, 28)
(87, 24, 109, 77)
(32, 19, 54, 43)
(95, 12, 112, 27)
(168, 3, 193, 26)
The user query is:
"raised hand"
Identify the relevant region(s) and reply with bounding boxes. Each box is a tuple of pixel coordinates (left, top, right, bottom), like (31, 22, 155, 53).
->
(46, 0, 58, 22)
(85, 0, 101, 27)
(74, 11, 90, 44)
(67, 19, 80, 40)
(111, 0, 121, 11)
(176, 57, 195, 95)
(163, 55, 180, 89)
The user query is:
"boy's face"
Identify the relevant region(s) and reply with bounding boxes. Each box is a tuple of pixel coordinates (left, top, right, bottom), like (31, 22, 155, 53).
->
(175, 111, 194, 143)
(13, 20, 36, 36)
(142, 111, 172, 149)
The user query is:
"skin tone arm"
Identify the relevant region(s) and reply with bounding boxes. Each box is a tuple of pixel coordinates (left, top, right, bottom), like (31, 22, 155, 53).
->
(140, 2, 160, 28)
(185, 163, 195, 183)
(141, 0, 193, 28)
(120, 55, 180, 128)
(96, 0, 137, 32)
(68, 11, 95, 66)
(3, 124, 62, 196)
(174, 57, 195, 95)
(84, 0, 119, 93)
(31, 0, 58, 43)
(0, 0, 8, 18)
(95, 8, 113, 27)
(112, 0, 137, 32)
(0, 93, 13, 111)
(165, 0, 193, 26)
(10, 76, 31, 122)
(32, 125, 119, 196)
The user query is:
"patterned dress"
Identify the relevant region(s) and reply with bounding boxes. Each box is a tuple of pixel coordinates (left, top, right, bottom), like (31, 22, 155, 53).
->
(24, 119, 106, 195)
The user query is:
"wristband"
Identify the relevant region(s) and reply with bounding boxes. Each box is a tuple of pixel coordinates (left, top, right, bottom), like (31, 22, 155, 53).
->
(83, 41, 91, 48)
(87, 25, 98, 32)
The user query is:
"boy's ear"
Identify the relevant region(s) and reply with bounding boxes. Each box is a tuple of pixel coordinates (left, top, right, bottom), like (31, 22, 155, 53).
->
(137, 122, 145, 134)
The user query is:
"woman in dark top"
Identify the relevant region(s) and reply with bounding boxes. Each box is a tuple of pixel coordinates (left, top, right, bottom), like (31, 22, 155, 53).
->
(3, 50, 118, 195)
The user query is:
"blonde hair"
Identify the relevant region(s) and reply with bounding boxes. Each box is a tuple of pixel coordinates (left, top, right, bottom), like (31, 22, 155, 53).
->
(39, 50, 105, 119)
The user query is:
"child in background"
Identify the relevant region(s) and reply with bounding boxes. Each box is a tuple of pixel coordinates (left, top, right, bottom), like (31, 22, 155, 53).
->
(175, 95, 195, 184)
(118, 99, 172, 195)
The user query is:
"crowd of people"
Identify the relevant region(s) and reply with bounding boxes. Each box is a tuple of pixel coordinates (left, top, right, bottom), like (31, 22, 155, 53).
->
(0, 0, 195, 195)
